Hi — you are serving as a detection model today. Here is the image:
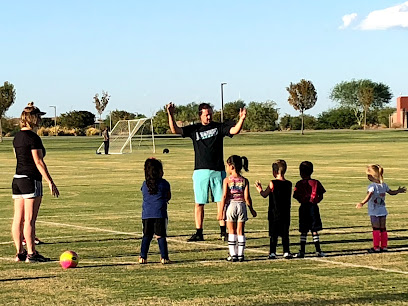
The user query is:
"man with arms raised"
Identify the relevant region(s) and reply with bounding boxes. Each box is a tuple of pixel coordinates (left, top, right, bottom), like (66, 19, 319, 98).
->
(167, 102, 246, 241)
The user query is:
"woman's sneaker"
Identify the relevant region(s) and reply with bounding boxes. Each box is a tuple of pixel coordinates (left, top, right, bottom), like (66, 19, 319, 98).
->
(15, 250, 27, 262)
(138, 257, 147, 264)
(25, 251, 50, 263)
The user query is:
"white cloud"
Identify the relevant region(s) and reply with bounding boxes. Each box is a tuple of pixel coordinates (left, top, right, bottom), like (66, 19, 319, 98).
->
(339, 13, 358, 29)
(359, 1, 408, 30)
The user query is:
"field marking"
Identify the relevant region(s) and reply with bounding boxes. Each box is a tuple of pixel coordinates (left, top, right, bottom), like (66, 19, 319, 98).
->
(2, 220, 408, 275)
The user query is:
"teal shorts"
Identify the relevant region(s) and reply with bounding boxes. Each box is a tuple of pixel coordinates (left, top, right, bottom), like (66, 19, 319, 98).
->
(193, 170, 226, 204)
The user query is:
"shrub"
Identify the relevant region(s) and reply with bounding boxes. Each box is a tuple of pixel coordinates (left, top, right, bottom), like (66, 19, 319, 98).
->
(86, 127, 101, 136)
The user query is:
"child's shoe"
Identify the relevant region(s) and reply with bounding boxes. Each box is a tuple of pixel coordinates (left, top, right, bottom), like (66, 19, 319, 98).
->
(138, 257, 147, 264)
(226, 255, 238, 262)
(238, 255, 245, 262)
(316, 251, 326, 257)
(25, 251, 50, 263)
(293, 251, 305, 259)
(187, 233, 204, 242)
(283, 252, 293, 259)
(381, 247, 388, 252)
(15, 250, 27, 262)
(160, 258, 171, 264)
(268, 253, 277, 260)
(368, 248, 381, 253)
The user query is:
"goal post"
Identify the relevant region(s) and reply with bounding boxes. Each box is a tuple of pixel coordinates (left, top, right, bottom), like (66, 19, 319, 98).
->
(97, 118, 156, 154)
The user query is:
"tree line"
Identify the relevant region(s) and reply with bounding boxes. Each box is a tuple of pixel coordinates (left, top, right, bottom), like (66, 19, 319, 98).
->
(0, 78, 395, 137)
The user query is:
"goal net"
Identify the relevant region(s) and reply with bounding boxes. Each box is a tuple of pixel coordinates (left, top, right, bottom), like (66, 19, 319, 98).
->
(97, 118, 156, 154)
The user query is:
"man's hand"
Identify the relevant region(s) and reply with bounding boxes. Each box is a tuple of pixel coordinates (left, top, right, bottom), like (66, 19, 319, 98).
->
(167, 102, 175, 115)
(239, 108, 247, 120)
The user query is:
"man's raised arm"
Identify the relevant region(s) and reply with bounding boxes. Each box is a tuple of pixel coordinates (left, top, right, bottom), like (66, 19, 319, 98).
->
(167, 102, 183, 135)
(229, 108, 247, 135)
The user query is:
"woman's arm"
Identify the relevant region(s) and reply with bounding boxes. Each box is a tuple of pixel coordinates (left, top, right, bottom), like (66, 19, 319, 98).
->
(387, 186, 406, 195)
(245, 179, 257, 217)
(32, 149, 59, 197)
(217, 178, 229, 220)
(356, 191, 373, 208)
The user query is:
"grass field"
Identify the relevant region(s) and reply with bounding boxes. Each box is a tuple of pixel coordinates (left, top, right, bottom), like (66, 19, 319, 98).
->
(1, 130, 408, 305)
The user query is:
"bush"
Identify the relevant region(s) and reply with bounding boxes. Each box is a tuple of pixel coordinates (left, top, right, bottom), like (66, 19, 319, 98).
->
(86, 127, 101, 136)
(350, 124, 362, 130)
(317, 107, 357, 129)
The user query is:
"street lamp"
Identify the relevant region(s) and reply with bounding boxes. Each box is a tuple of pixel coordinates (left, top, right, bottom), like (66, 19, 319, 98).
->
(49, 106, 57, 136)
(221, 82, 227, 123)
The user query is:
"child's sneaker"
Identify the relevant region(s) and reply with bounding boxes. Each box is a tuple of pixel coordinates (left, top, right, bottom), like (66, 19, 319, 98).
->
(268, 253, 277, 260)
(283, 252, 293, 259)
(160, 258, 171, 264)
(25, 251, 50, 263)
(368, 248, 381, 253)
(226, 255, 238, 262)
(238, 255, 245, 262)
(381, 247, 388, 252)
(293, 252, 305, 259)
(138, 257, 147, 264)
(22, 237, 43, 246)
(187, 233, 204, 242)
(15, 250, 27, 262)
(316, 251, 326, 257)
(220, 233, 228, 242)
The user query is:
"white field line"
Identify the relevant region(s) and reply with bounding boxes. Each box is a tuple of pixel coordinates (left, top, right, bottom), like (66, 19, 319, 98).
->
(2, 220, 408, 275)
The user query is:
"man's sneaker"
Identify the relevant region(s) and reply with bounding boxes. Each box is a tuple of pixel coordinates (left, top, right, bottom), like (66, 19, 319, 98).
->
(187, 233, 204, 242)
(238, 255, 245, 262)
(160, 258, 171, 264)
(22, 237, 43, 246)
(381, 247, 388, 252)
(268, 253, 277, 260)
(293, 252, 305, 259)
(368, 248, 381, 253)
(316, 251, 326, 257)
(15, 250, 27, 262)
(226, 255, 238, 262)
(139, 257, 147, 264)
(25, 251, 50, 263)
(283, 252, 293, 259)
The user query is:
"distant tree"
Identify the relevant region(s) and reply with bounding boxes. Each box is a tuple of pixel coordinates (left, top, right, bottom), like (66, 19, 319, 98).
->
(330, 79, 392, 126)
(286, 79, 317, 135)
(0, 81, 16, 141)
(153, 107, 170, 134)
(358, 85, 374, 129)
(316, 107, 357, 129)
(105, 109, 146, 127)
(1, 116, 19, 137)
(176, 102, 200, 123)
(59, 111, 95, 129)
(93, 91, 110, 121)
(279, 114, 317, 131)
(222, 100, 246, 122)
(245, 101, 279, 131)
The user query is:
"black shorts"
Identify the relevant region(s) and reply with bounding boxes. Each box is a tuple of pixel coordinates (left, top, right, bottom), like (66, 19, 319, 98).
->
(298, 202, 323, 233)
(142, 218, 167, 237)
(12, 175, 43, 199)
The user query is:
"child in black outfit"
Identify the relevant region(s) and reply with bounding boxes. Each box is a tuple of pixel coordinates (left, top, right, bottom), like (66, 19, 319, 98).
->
(255, 159, 292, 259)
(293, 161, 326, 258)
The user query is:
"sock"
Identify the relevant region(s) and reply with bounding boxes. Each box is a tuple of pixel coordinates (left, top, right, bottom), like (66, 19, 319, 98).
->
(237, 235, 246, 257)
(380, 230, 388, 249)
(269, 236, 277, 254)
(140, 235, 153, 259)
(157, 237, 169, 260)
(196, 228, 203, 236)
(313, 234, 321, 252)
(300, 233, 307, 253)
(228, 234, 237, 256)
(220, 225, 227, 236)
(372, 229, 381, 249)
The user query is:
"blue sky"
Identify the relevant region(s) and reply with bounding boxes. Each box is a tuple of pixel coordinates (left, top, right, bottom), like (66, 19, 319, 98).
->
(1, 1, 407, 119)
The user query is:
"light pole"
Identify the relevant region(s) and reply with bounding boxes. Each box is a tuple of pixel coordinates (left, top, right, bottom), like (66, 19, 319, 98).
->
(49, 106, 57, 136)
(221, 82, 227, 123)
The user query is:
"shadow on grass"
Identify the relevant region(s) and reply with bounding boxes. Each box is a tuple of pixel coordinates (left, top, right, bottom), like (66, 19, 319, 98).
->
(0, 275, 57, 282)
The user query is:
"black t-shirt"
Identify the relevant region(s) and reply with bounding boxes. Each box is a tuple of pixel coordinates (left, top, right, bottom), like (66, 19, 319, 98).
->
(182, 121, 234, 171)
(13, 130, 46, 180)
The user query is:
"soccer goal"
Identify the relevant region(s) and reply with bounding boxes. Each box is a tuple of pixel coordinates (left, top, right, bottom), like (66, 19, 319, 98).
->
(97, 118, 156, 154)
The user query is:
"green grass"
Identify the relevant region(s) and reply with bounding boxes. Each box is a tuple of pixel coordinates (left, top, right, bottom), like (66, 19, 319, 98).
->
(1, 130, 408, 305)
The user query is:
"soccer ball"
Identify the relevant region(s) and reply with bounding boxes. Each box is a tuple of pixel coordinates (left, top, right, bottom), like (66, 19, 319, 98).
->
(163, 148, 169, 154)
(60, 250, 79, 269)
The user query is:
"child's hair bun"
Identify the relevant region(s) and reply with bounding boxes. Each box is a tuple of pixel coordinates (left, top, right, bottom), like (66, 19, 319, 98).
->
(27, 102, 34, 107)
